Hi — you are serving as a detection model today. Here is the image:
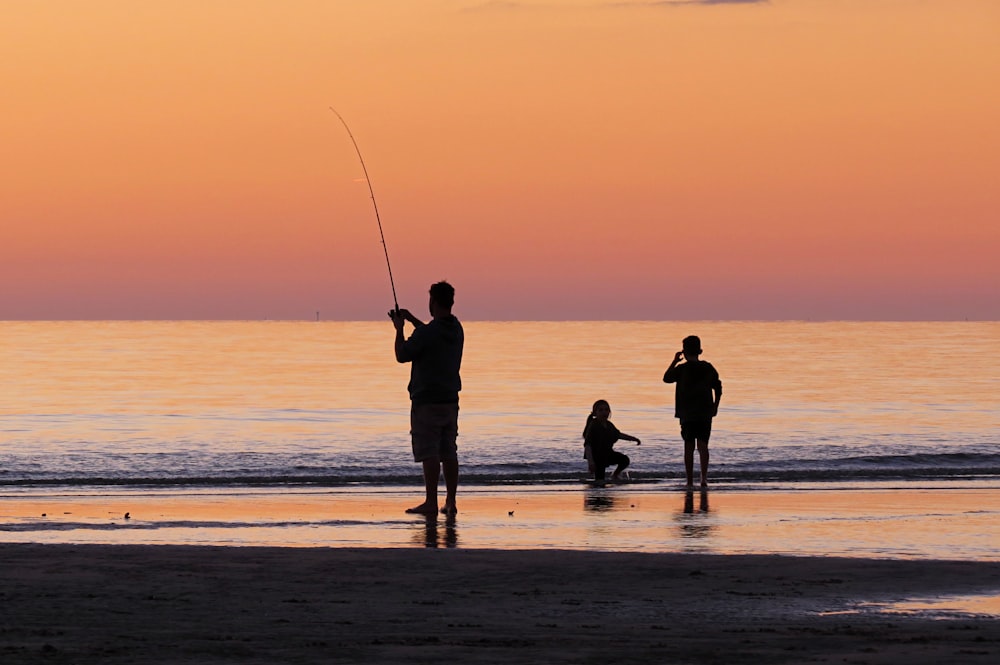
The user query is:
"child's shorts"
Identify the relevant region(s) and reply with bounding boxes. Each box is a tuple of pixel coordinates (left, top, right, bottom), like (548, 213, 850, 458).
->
(680, 419, 712, 443)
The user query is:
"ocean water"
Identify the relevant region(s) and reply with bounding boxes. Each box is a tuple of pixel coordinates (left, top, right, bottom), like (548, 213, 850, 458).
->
(1, 321, 998, 489)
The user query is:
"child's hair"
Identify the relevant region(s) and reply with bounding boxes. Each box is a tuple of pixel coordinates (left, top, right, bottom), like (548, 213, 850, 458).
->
(583, 399, 610, 437)
(683, 335, 701, 354)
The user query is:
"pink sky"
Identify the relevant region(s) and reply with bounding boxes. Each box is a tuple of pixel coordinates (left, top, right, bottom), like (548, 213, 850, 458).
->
(2, 1, 998, 320)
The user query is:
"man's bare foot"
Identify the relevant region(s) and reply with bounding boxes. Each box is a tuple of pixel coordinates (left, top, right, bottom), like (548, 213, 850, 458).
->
(405, 503, 438, 515)
(440, 504, 458, 515)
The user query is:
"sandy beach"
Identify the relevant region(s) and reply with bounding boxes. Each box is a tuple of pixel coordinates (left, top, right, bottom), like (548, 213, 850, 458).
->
(2, 543, 999, 664)
(3, 486, 999, 663)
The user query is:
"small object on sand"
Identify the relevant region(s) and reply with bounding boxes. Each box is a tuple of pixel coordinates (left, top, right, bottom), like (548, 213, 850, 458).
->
(508, 511, 515, 517)
(41, 513, 47, 517)
(124, 512, 131, 520)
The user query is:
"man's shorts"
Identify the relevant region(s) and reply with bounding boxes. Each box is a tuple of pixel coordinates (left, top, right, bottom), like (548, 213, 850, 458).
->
(680, 419, 712, 444)
(410, 402, 459, 462)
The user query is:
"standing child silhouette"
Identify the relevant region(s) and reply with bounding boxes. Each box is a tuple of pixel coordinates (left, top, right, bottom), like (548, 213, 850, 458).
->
(663, 335, 722, 488)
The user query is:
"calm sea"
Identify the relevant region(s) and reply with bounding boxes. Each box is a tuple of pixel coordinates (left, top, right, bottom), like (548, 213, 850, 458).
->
(2, 321, 997, 489)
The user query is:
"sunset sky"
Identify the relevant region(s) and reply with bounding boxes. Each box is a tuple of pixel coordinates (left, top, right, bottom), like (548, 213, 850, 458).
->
(2, 0, 997, 320)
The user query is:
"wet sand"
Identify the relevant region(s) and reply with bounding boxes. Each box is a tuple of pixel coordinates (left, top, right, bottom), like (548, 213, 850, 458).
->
(3, 485, 999, 560)
(2, 543, 999, 664)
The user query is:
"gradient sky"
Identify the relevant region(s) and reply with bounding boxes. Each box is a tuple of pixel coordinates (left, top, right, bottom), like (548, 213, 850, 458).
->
(2, 0, 998, 320)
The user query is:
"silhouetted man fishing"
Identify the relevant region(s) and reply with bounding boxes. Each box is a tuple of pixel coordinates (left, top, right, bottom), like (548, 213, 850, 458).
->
(389, 281, 464, 516)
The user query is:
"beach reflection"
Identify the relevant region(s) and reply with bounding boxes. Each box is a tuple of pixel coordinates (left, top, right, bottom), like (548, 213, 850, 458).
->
(583, 490, 620, 513)
(821, 593, 1000, 619)
(675, 490, 715, 543)
(5, 486, 1000, 560)
(413, 513, 458, 549)
(683, 489, 709, 515)
(879, 593, 1000, 617)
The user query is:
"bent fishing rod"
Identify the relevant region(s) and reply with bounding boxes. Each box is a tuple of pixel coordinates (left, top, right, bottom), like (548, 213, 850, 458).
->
(329, 106, 399, 314)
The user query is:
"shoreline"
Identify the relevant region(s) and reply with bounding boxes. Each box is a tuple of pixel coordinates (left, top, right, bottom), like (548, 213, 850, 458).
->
(2, 544, 999, 664)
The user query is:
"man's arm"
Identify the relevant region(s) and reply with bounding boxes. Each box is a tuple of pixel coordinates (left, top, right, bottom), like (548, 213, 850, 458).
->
(394, 322, 408, 363)
(403, 310, 425, 328)
(389, 308, 423, 363)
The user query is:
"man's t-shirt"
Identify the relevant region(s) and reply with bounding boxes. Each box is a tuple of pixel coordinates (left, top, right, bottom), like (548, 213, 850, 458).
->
(398, 315, 464, 405)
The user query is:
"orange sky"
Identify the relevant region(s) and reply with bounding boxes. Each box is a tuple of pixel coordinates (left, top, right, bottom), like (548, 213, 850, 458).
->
(2, 0, 998, 320)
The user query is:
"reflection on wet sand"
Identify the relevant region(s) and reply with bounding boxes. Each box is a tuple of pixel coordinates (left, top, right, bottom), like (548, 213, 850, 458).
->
(6, 486, 1000, 560)
(413, 513, 459, 548)
(868, 593, 1000, 618)
(583, 491, 620, 513)
(676, 489, 715, 542)
(683, 489, 709, 515)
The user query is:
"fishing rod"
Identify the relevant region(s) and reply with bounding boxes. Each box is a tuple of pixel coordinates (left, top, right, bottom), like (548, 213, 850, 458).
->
(329, 106, 399, 314)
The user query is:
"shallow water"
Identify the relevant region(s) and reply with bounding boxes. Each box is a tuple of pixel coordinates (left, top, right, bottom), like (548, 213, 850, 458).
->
(2, 321, 997, 486)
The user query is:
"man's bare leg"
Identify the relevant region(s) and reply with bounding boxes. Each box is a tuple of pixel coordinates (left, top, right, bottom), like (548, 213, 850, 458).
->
(406, 458, 441, 515)
(441, 459, 459, 514)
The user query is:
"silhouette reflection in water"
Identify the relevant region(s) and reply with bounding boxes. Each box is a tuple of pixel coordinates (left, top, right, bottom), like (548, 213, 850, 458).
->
(583, 490, 621, 513)
(413, 513, 459, 548)
(676, 489, 715, 542)
(684, 489, 709, 515)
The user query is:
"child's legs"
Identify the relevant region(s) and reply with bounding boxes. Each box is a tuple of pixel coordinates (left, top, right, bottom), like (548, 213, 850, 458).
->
(683, 438, 696, 485)
(696, 438, 710, 483)
(681, 419, 712, 485)
(610, 451, 630, 478)
(695, 419, 713, 484)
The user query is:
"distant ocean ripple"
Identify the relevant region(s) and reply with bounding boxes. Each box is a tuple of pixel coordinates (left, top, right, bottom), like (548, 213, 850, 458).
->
(2, 321, 998, 491)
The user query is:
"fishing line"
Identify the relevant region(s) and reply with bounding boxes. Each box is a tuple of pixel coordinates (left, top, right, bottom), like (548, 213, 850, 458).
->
(330, 107, 399, 313)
